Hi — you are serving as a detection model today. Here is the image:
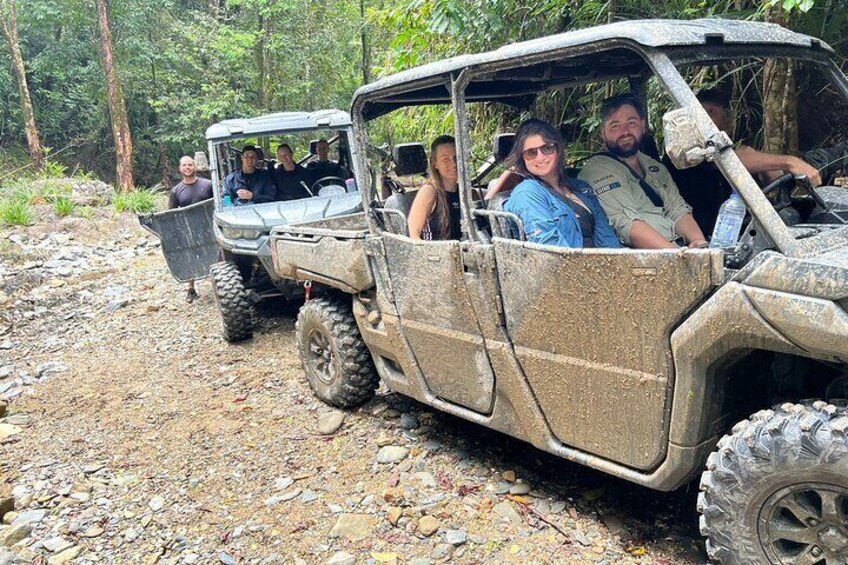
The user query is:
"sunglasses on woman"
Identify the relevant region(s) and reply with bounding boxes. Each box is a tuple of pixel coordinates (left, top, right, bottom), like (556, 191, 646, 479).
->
(521, 142, 557, 160)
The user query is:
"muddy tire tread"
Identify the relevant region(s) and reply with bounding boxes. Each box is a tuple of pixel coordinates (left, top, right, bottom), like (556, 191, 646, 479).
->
(210, 261, 253, 343)
(697, 401, 848, 564)
(296, 295, 378, 408)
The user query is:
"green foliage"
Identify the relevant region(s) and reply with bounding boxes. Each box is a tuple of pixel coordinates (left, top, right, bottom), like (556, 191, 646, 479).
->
(113, 188, 157, 214)
(0, 199, 35, 226)
(0, 0, 844, 191)
(36, 159, 68, 180)
(52, 196, 76, 217)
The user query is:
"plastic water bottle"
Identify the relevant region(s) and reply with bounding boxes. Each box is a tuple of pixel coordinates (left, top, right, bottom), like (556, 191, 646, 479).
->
(709, 191, 746, 249)
(221, 193, 232, 207)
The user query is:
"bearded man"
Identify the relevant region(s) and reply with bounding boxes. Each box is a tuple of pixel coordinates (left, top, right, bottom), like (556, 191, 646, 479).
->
(579, 93, 707, 249)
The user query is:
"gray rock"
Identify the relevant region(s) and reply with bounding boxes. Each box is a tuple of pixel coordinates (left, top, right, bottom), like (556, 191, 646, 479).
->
(318, 411, 345, 435)
(82, 463, 105, 474)
(218, 552, 237, 565)
(494, 481, 512, 495)
(0, 522, 31, 546)
(106, 298, 129, 311)
(422, 439, 442, 451)
(493, 501, 523, 525)
(182, 553, 199, 564)
(0, 366, 12, 379)
(0, 547, 14, 565)
(376, 446, 409, 464)
(300, 490, 319, 503)
(445, 529, 467, 546)
(2, 414, 30, 427)
(326, 551, 356, 565)
(571, 530, 590, 546)
(509, 482, 531, 495)
(46, 546, 81, 564)
(0, 382, 15, 395)
(412, 472, 436, 488)
(148, 495, 165, 512)
(274, 477, 294, 491)
(0, 342, 12, 351)
(280, 489, 301, 502)
(399, 413, 419, 430)
(11, 509, 47, 525)
(328, 513, 377, 542)
(123, 527, 139, 542)
(0, 388, 22, 402)
(42, 537, 74, 553)
(35, 362, 68, 379)
(431, 543, 454, 560)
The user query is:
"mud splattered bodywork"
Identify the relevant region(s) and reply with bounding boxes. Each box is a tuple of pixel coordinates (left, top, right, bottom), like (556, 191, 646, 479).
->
(271, 18, 848, 563)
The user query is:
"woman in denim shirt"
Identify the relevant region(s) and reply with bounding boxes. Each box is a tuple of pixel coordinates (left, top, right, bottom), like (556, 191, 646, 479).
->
(504, 119, 621, 249)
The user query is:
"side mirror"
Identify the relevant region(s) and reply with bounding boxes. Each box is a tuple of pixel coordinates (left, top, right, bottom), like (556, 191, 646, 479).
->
(663, 107, 733, 170)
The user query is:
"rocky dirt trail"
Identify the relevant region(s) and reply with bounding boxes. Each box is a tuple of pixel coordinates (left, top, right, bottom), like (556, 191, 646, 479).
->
(0, 210, 707, 564)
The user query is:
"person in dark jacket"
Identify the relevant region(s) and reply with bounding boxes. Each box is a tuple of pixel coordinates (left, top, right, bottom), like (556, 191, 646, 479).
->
(272, 144, 312, 201)
(223, 145, 276, 206)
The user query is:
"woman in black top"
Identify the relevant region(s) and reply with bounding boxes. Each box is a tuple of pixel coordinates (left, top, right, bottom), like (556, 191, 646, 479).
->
(407, 135, 462, 240)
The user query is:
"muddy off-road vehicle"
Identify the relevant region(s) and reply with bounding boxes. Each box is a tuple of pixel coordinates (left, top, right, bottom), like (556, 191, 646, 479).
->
(270, 20, 848, 564)
(140, 110, 361, 342)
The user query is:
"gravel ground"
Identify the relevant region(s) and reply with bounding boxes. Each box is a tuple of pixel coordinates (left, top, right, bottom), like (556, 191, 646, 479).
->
(0, 209, 708, 564)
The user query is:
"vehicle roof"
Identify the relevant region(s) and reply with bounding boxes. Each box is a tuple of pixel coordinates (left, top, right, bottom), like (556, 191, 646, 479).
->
(206, 109, 352, 142)
(354, 18, 832, 120)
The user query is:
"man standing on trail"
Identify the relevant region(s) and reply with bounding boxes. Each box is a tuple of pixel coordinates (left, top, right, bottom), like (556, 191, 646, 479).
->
(168, 155, 213, 303)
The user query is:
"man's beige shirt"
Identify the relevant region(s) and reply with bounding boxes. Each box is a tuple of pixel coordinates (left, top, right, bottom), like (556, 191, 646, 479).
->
(578, 152, 691, 245)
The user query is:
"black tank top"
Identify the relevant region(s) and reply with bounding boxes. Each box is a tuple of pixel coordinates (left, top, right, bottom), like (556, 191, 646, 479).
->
(562, 198, 595, 248)
(446, 190, 462, 240)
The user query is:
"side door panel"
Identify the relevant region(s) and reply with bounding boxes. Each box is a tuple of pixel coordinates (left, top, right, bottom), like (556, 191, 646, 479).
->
(383, 234, 495, 414)
(493, 241, 717, 470)
(138, 198, 216, 282)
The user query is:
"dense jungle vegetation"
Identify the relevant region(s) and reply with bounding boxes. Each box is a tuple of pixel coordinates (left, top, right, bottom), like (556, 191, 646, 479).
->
(0, 0, 846, 192)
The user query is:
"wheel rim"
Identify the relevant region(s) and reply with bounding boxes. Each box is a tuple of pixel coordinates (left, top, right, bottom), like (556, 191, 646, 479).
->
(759, 482, 848, 564)
(306, 327, 335, 385)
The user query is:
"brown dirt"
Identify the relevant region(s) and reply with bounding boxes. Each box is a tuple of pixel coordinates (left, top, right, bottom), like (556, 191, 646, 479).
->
(0, 212, 705, 564)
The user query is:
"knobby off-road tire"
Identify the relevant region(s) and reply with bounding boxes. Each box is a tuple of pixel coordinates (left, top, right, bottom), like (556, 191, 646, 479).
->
(296, 295, 378, 408)
(698, 401, 848, 565)
(209, 261, 253, 343)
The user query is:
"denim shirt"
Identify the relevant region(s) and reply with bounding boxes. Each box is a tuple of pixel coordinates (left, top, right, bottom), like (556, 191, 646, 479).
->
(504, 178, 622, 249)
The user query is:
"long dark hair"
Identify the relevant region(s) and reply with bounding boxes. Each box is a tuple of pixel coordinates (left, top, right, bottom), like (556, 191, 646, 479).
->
(505, 118, 567, 189)
(427, 134, 456, 240)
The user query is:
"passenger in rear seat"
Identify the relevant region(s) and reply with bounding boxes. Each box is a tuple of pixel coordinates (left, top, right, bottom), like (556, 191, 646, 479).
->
(407, 135, 462, 240)
(503, 119, 621, 248)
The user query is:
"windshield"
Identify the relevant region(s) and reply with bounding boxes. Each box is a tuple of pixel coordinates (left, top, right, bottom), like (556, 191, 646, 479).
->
(209, 128, 357, 209)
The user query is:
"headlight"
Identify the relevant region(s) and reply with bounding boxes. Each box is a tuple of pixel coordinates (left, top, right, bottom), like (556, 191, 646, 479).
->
(220, 227, 262, 239)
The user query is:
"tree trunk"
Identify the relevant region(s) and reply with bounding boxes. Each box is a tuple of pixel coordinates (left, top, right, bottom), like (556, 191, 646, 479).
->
(360, 0, 370, 84)
(95, 0, 134, 192)
(762, 9, 798, 155)
(0, 0, 43, 170)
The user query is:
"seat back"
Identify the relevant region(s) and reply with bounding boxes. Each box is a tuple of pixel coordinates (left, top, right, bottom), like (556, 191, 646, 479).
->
(493, 133, 515, 164)
(379, 190, 417, 236)
(486, 190, 523, 240)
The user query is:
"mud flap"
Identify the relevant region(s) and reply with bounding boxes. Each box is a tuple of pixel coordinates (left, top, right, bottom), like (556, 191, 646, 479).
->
(138, 198, 217, 282)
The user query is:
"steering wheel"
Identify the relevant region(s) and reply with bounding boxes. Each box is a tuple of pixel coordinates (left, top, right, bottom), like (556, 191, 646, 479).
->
(760, 172, 795, 197)
(310, 176, 347, 193)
